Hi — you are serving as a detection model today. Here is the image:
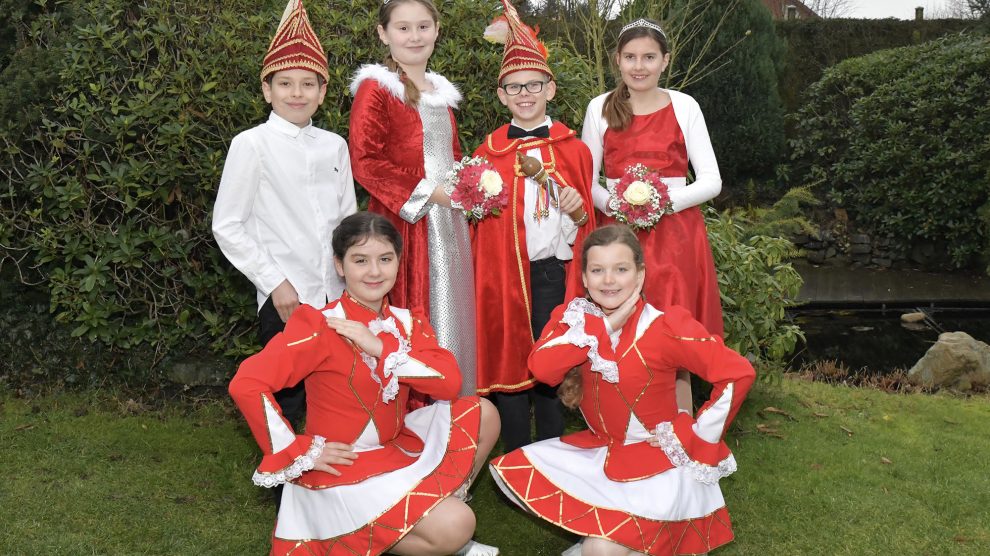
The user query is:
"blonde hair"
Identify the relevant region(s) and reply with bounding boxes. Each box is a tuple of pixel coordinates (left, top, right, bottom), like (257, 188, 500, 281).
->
(379, 0, 440, 106)
(559, 225, 645, 409)
(603, 20, 670, 131)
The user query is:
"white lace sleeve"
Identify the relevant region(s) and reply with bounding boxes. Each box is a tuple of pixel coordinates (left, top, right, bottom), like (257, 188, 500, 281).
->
(252, 435, 326, 488)
(559, 298, 619, 383)
(366, 317, 410, 404)
(653, 422, 736, 484)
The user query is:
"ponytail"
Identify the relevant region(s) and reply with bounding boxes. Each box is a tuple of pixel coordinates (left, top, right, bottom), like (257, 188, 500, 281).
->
(558, 367, 583, 409)
(603, 81, 633, 131)
(383, 54, 421, 107)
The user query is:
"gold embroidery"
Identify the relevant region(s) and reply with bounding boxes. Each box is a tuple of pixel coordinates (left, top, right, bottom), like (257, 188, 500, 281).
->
(476, 377, 534, 394)
(286, 332, 319, 347)
(666, 333, 716, 342)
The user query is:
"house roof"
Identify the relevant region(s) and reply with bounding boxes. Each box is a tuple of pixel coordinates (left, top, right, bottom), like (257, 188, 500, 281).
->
(761, 0, 820, 19)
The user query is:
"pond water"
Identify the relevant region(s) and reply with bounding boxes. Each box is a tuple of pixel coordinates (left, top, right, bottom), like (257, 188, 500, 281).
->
(789, 305, 990, 373)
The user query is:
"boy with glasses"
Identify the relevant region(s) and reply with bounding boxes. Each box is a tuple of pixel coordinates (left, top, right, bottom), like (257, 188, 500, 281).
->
(471, 0, 595, 452)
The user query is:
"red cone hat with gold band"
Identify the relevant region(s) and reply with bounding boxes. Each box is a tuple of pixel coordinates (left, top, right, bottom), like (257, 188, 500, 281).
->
(260, 0, 329, 83)
(484, 0, 553, 82)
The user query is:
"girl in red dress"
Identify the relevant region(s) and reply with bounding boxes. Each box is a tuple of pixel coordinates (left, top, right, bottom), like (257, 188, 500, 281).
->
(581, 19, 723, 337)
(490, 225, 755, 556)
(349, 0, 478, 396)
(229, 212, 500, 555)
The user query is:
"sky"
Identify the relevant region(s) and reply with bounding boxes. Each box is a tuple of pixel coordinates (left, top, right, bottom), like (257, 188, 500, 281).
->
(844, 0, 950, 19)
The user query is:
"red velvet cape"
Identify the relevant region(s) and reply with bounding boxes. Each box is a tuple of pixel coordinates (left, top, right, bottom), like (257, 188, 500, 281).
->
(470, 122, 595, 393)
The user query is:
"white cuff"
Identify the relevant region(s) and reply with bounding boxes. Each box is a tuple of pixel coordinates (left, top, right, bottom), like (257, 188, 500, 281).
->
(560, 298, 619, 383)
(252, 435, 326, 488)
(653, 423, 735, 484)
(398, 178, 436, 224)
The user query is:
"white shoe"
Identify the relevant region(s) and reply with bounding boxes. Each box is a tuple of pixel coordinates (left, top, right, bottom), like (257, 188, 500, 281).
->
(455, 539, 500, 556)
(561, 541, 583, 556)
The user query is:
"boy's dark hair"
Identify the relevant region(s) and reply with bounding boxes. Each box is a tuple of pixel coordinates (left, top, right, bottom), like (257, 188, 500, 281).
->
(332, 211, 403, 260)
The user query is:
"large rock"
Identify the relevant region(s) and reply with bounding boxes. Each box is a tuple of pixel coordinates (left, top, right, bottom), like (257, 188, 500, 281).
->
(907, 332, 990, 391)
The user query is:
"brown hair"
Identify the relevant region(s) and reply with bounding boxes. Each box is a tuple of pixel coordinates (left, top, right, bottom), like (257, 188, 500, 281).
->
(332, 211, 404, 261)
(379, 0, 440, 106)
(559, 225, 645, 409)
(602, 20, 670, 131)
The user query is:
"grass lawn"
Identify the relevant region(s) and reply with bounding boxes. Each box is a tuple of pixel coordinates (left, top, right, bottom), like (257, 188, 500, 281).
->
(1, 378, 988, 555)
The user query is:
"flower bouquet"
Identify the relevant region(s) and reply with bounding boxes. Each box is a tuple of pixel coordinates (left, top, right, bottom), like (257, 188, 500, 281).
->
(606, 163, 673, 230)
(443, 156, 508, 223)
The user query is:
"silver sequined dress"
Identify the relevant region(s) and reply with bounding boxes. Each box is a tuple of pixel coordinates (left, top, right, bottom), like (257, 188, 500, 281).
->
(415, 96, 477, 396)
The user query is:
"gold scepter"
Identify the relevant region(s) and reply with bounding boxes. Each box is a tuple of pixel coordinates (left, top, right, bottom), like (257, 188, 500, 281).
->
(516, 152, 588, 226)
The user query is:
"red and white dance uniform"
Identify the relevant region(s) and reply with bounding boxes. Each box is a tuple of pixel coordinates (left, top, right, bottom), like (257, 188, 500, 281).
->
(229, 293, 481, 555)
(490, 298, 755, 555)
(582, 90, 724, 336)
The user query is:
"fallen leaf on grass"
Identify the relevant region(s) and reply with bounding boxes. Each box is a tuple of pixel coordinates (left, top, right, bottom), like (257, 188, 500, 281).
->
(756, 423, 785, 439)
(14, 424, 35, 432)
(943, 418, 961, 425)
(813, 412, 829, 418)
(759, 406, 795, 420)
(810, 463, 823, 470)
(839, 425, 854, 436)
(880, 457, 892, 464)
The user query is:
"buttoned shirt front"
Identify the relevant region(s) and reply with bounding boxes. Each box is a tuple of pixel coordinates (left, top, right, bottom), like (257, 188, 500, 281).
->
(514, 117, 578, 261)
(213, 112, 358, 310)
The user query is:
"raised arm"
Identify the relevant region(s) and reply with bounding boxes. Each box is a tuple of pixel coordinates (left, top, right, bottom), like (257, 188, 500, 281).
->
(228, 305, 335, 486)
(528, 298, 618, 387)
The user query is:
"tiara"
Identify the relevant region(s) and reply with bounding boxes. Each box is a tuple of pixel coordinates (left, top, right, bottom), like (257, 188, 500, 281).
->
(619, 18, 666, 39)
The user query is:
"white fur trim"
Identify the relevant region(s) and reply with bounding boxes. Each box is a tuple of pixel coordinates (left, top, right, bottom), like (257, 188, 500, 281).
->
(350, 63, 461, 108)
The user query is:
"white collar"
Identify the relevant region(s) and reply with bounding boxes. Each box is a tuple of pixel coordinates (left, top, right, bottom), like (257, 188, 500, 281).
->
(510, 116, 552, 131)
(349, 63, 461, 108)
(267, 111, 317, 138)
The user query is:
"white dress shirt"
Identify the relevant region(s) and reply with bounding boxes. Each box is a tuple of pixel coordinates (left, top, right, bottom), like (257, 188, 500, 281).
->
(213, 112, 358, 311)
(514, 117, 578, 261)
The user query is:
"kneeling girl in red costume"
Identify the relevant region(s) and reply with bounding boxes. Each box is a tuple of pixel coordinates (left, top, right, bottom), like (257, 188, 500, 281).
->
(490, 225, 755, 556)
(230, 212, 500, 556)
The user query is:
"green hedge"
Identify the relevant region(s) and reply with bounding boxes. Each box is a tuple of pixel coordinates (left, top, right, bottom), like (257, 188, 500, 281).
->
(0, 0, 803, 384)
(776, 17, 979, 114)
(790, 34, 990, 270)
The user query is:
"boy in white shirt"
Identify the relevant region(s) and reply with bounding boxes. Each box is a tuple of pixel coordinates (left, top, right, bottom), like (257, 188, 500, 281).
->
(213, 0, 356, 429)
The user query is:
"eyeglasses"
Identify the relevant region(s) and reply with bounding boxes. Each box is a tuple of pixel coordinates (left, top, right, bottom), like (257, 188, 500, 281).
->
(501, 80, 548, 96)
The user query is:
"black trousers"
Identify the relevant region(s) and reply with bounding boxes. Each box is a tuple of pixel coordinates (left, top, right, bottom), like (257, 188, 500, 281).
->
(258, 296, 308, 513)
(493, 257, 567, 453)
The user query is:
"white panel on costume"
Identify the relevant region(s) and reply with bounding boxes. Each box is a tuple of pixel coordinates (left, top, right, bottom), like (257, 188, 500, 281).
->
(321, 305, 345, 319)
(514, 438, 725, 521)
(623, 413, 652, 445)
(635, 304, 663, 341)
(694, 382, 733, 443)
(392, 357, 443, 378)
(390, 307, 412, 336)
(263, 395, 296, 453)
(275, 401, 454, 539)
(352, 419, 383, 453)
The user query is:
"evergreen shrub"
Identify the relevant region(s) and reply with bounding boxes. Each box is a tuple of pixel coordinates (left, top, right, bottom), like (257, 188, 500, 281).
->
(0, 0, 803, 383)
(0, 0, 592, 360)
(791, 34, 990, 270)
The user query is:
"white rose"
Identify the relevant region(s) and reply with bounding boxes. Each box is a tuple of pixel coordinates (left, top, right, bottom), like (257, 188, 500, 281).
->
(479, 169, 503, 196)
(622, 180, 654, 206)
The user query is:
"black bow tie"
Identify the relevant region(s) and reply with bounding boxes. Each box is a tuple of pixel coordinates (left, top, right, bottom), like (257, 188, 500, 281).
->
(507, 124, 550, 139)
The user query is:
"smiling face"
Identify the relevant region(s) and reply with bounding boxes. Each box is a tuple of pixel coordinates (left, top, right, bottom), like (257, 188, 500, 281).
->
(262, 69, 327, 127)
(616, 36, 670, 94)
(378, 0, 439, 71)
(334, 236, 399, 312)
(496, 69, 556, 129)
(582, 242, 645, 315)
